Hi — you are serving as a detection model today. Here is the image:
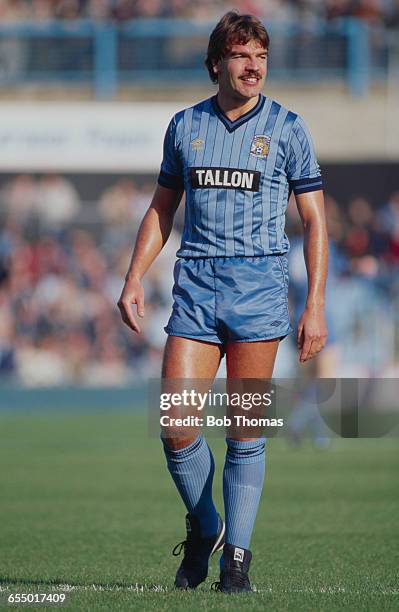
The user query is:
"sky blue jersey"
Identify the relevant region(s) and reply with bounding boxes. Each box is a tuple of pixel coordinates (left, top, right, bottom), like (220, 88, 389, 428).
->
(158, 94, 323, 258)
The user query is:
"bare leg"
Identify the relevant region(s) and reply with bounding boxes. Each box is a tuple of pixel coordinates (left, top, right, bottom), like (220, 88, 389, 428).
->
(226, 338, 280, 379)
(226, 339, 280, 440)
(162, 336, 223, 449)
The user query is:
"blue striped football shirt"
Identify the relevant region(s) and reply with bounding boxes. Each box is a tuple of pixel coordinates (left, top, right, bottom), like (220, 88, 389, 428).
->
(158, 94, 323, 258)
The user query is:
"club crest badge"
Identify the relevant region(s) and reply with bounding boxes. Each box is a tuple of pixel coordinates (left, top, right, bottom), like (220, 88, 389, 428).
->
(250, 134, 271, 158)
(191, 138, 205, 151)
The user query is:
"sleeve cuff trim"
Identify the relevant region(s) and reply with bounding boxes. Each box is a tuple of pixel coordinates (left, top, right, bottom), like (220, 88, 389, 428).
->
(290, 176, 323, 195)
(158, 170, 183, 190)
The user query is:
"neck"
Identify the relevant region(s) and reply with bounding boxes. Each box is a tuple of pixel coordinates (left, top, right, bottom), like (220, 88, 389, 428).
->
(216, 93, 260, 122)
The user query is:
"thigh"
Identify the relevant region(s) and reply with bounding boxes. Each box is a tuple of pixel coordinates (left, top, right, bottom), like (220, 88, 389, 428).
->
(162, 336, 223, 378)
(226, 339, 280, 379)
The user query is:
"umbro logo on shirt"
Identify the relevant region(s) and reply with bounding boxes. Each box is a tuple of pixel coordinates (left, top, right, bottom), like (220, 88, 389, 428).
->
(191, 138, 205, 151)
(190, 167, 260, 192)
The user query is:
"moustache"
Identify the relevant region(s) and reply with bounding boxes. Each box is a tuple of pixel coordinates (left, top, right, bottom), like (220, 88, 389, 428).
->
(240, 72, 261, 79)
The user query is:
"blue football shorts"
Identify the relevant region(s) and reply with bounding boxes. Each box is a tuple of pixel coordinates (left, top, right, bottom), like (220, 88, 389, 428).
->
(164, 255, 293, 344)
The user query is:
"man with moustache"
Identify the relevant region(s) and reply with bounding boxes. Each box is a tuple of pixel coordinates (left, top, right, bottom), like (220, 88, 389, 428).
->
(118, 11, 328, 593)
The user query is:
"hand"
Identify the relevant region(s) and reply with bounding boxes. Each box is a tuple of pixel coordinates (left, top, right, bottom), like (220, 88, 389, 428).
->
(117, 276, 145, 334)
(297, 305, 328, 363)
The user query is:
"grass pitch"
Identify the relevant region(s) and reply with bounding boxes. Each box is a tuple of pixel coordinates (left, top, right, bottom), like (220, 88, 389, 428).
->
(0, 407, 398, 611)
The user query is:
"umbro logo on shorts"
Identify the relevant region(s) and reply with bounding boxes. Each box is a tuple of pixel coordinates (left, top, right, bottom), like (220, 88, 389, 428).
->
(190, 167, 260, 192)
(233, 547, 245, 562)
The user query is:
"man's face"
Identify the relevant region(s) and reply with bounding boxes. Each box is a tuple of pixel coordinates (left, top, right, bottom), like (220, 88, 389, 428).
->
(213, 39, 268, 102)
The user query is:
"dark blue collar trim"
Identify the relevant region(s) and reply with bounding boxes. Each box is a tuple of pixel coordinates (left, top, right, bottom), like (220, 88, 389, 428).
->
(211, 94, 265, 133)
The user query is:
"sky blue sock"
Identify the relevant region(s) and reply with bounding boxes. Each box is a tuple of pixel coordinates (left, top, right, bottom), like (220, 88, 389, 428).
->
(163, 434, 219, 538)
(223, 437, 266, 551)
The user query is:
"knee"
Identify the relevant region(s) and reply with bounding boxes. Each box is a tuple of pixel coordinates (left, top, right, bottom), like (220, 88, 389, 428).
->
(162, 436, 198, 452)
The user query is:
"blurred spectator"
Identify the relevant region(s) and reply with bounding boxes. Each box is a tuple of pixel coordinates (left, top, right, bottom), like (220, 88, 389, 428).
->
(56, 0, 81, 20)
(86, 0, 109, 21)
(0, 175, 39, 227)
(385, 0, 399, 27)
(0, 0, 29, 21)
(378, 191, 399, 235)
(353, 0, 383, 23)
(0, 286, 16, 378)
(112, 0, 136, 21)
(35, 174, 80, 231)
(31, 0, 54, 22)
(98, 178, 137, 227)
(16, 333, 74, 385)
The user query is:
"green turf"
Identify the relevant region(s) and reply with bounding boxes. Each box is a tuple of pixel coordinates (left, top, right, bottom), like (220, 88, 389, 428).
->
(0, 410, 398, 611)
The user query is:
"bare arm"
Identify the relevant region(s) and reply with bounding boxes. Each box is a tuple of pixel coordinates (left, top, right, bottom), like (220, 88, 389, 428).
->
(295, 189, 329, 362)
(117, 184, 182, 333)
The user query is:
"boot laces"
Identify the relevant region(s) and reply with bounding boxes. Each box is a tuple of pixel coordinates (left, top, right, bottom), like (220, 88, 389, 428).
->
(172, 540, 185, 556)
(172, 538, 202, 568)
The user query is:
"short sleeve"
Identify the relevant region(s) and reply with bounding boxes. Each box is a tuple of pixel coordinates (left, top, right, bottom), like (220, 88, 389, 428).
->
(157, 116, 184, 191)
(286, 116, 323, 196)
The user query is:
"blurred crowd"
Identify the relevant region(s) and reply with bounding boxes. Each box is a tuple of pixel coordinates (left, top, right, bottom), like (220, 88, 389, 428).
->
(0, 172, 398, 386)
(0, 0, 398, 24)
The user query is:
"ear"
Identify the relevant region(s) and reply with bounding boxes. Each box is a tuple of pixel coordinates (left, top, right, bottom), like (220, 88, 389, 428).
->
(212, 60, 219, 75)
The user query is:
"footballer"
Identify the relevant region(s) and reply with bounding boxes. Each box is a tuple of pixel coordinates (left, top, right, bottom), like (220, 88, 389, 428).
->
(118, 11, 328, 594)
